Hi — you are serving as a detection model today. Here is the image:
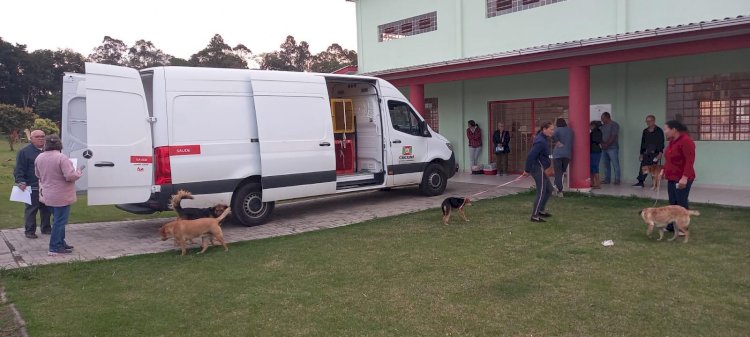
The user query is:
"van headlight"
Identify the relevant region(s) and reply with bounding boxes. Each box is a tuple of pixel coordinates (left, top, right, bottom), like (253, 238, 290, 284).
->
(445, 142, 454, 151)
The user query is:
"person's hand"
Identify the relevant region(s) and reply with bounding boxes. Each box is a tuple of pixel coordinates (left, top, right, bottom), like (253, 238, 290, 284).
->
(18, 183, 27, 192)
(522, 171, 530, 177)
(652, 158, 659, 163)
(639, 155, 643, 162)
(677, 177, 688, 189)
(601, 143, 608, 150)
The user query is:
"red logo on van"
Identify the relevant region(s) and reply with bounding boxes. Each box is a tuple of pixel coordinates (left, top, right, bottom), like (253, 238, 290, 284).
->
(169, 145, 201, 156)
(130, 156, 153, 164)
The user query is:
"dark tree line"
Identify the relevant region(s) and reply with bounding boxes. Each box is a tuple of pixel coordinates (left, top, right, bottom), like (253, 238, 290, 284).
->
(0, 34, 357, 124)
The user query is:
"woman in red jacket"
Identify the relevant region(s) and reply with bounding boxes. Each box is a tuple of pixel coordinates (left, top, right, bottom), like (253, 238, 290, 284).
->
(662, 120, 696, 232)
(466, 120, 482, 169)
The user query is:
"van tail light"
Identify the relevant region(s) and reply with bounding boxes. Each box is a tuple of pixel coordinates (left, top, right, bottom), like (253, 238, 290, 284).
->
(154, 146, 172, 185)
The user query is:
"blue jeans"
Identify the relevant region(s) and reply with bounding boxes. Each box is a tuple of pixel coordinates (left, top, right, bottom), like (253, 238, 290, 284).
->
(666, 180, 693, 232)
(48, 206, 71, 252)
(590, 152, 602, 174)
(601, 147, 620, 183)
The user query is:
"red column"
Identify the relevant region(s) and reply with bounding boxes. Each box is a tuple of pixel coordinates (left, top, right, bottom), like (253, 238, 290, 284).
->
(409, 84, 425, 116)
(568, 66, 590, 190)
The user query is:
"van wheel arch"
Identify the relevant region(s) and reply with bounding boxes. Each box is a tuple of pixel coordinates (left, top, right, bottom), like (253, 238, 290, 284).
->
(231, 177, 274, 227)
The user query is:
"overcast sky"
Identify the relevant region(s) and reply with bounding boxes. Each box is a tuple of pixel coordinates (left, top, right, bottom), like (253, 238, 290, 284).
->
(0, 0, 357, 58)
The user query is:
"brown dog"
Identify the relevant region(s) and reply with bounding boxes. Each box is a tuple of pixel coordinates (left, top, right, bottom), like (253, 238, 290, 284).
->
(160, 207, 231, 255)
(641, 164, 664, 191)
(640, 205, 699, 243)
(441, 197, 472, 225)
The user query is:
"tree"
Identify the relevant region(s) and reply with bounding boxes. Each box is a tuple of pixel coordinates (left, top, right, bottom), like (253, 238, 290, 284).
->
(0, 104, 37, 151)
(88, 36, 128, 66)
(0, 38, 29, 107)
(168, 57, 191, 66)
(258, 35, 313, 72)
(309, 43, 357, 73)
(128, 40, 171, 69)
(189, 34, 251, 69)
(32, 118, 60, 136)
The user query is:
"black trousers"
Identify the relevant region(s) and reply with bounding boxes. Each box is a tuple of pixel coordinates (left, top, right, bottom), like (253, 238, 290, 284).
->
(25, 189, 51, 235)
(553, 158, 569, 192)
(531, 165, 552, 217)
(666, 180, 693, 232)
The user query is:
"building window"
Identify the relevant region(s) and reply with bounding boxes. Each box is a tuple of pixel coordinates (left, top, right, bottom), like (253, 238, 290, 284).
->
(666, 72, 750, 141)
(378, 12, 437, 42)
(424, 98, 439, 132)
(486, 0, 566, 18)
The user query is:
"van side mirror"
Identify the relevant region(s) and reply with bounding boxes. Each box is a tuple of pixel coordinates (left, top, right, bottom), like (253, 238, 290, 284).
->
(419, 120, 431, 137)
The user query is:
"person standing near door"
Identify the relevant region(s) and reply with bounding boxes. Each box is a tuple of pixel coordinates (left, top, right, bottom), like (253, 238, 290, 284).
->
(14, 129, 52, 239)
(492, 122, 511, 175)
(600, 112, 621, 185)
(633, 115, 665, 187)
(552, 118, 573, 196)
(589, 121, 603, 189)
(35, 135, 84, 255)
(466, 120, 482, 168)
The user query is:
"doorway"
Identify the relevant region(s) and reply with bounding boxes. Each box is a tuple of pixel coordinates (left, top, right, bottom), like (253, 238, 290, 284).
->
(488, 97, 568, 173)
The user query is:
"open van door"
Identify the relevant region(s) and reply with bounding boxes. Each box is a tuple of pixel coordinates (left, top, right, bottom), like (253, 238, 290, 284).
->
(61, 73, 89, 191)
(84, 63, 153, 205)
(254, 95, 336, 201)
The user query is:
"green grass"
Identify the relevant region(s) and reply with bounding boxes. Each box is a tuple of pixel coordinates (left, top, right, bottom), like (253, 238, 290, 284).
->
(0, 137, 173, 229)
(1, 193, 748, 337)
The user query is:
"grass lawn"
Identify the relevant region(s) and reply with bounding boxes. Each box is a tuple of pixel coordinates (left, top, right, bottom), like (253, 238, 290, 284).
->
(1, 193, 748, 337)
(0, 137, 174, 229)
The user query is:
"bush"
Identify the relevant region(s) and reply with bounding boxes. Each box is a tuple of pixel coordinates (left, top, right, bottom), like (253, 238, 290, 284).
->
(32, 118, 60, 136)
(0, 104, 37, 151)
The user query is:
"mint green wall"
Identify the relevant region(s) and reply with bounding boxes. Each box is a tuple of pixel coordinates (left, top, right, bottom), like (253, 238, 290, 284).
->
(416, 49, 750, 188)
(356, 0, 750, 73)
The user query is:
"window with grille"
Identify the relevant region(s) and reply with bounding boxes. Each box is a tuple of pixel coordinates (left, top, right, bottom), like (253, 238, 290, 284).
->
(378, 12, 437, 42)
(424, 98, 439, 132)
(487, 0, 566, 18)
(666, 73, 750, 141)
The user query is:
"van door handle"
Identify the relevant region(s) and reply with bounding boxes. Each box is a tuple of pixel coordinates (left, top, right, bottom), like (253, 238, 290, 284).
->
(319, 142, 331, 147)
(94, 162, 115, 167)
(392, 140, 402, 144)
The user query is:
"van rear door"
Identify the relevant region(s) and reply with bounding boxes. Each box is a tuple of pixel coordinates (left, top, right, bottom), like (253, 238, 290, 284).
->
(254, 94, 336, 201)
(61, 73, 89, 191)
(84, 63, 153, 205)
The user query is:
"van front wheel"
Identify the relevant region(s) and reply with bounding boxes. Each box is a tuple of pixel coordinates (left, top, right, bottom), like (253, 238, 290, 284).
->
(419, 164, 447, 196)
(232, 183, 274, 226)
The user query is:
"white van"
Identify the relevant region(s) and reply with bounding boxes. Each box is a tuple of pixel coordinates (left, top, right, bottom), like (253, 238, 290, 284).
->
(61, 63, 456, 226)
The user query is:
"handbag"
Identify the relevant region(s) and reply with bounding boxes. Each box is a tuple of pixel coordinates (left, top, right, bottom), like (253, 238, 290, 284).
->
(494, 145, 504, 154)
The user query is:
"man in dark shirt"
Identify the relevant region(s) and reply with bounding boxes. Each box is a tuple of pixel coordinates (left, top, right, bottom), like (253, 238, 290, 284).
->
(14, 130, 52, 238)
(633, 115, 665, 187)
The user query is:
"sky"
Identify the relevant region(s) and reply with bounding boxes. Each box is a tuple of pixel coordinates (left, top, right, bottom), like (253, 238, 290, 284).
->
(0, 0, 357, 58)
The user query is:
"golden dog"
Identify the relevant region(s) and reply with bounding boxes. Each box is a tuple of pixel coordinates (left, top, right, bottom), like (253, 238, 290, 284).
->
(641, 164, 663, 191)
(640, 205, 699, 243)
(160, 207, 231, 255)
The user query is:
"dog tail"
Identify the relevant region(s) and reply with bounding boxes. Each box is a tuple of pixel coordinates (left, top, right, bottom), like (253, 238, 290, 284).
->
(216, 207, 232, 223)
(688, 210, 700, 216)
(170, 190, 194, 216)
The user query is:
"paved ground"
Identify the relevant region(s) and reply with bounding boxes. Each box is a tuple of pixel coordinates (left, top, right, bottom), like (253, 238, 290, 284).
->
(0, 178, 529, 269)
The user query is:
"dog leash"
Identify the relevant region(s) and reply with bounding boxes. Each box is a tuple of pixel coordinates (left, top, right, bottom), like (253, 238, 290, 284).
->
(468, 175, 527, 198)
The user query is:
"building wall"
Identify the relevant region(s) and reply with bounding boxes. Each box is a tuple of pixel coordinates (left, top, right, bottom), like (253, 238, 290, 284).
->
(356, 0, 750, 73)
(418, 49, 750, 188)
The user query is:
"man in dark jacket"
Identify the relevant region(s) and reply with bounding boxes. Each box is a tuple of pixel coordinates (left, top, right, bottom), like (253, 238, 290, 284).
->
(14, 130, 51, 239)
(633, 115, 665, 187)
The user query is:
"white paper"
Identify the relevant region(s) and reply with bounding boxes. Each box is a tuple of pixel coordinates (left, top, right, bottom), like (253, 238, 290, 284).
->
(10, 186, 32, 205)
(70, 158, 78, 169)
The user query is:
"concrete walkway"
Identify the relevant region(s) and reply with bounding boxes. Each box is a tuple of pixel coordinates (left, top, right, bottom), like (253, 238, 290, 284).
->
(1, 173, 747, 269)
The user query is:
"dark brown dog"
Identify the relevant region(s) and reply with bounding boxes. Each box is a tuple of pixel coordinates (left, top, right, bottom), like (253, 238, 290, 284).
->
(160, 208, 231, 255)
(170, 190, 228, 220)
(441, 197, 472, 225)
(641, 164, 664, 191)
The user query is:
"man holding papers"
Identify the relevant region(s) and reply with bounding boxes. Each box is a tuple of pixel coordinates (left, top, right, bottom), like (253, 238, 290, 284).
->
(13, 130, 51, 239)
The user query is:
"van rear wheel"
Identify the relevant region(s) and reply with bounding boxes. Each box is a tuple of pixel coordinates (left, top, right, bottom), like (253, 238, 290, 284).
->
(419, 163, 447, 196)
(232, 183, 274, 226)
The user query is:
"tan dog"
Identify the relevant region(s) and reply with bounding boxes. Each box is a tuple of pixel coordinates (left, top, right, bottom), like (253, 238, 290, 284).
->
(641, 164, 664, 191)
(640, 205, 699, 243)
(160, 208, 231, 255)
